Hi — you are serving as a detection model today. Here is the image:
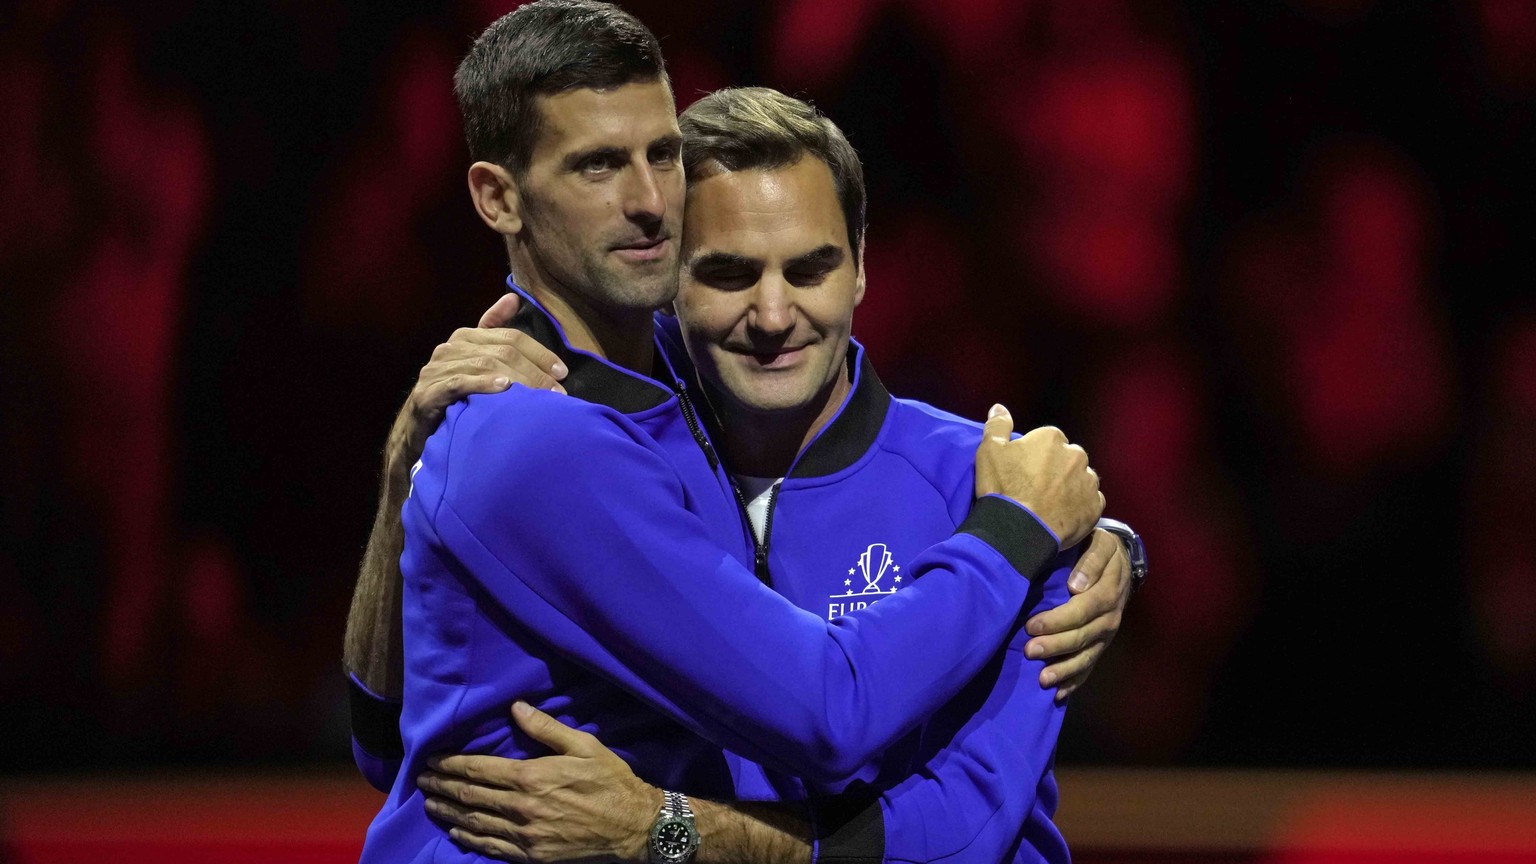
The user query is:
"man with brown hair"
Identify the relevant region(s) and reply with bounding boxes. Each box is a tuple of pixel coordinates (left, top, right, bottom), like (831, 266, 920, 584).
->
(348, 4, 1134, 863)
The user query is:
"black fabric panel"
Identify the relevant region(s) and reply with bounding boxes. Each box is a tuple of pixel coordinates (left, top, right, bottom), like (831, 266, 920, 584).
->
(348, 675, 405, 759)
(791, 351, 891, 479)
(812, 792, 885, 864)
(506, 288, 673, 413)
(958, 495, 1059, 580)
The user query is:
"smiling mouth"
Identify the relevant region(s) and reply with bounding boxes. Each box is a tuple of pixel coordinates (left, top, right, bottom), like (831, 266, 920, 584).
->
(733, 345, 808, 369)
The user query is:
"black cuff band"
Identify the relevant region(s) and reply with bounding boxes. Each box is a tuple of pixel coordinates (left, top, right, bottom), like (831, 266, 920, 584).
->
(812, 792, 884, 864)
(348, 674, 405, 759)
(958, 495, 1059, 580)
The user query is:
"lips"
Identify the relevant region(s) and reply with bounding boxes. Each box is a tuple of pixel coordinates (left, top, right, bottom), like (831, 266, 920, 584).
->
(612, 237, 670, 262)
(732, 345, 808, 369)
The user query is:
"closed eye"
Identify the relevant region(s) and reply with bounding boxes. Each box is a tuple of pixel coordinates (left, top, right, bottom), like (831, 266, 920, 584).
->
(785, 267, 833, 287)
(692, 268, 759, 291)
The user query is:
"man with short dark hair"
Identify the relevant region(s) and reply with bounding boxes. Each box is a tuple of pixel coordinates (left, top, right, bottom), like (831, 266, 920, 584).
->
(349, 4, 1133, 863)
(392, 84, 1132, 864)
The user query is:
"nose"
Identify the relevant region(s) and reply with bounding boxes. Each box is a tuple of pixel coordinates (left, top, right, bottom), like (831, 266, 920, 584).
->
(623, 163, 667, 228)
(748, 273, 795, 337)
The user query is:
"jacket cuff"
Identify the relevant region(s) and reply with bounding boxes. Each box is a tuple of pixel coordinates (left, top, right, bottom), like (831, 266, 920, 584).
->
(810, 793, 885, 864)
(958, 495, 1060, 580)
(348, 671, 404, 760)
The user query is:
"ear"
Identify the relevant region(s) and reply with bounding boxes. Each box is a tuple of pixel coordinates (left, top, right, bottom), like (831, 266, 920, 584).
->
(467, 161, 522, 236)
(852, 236, 867, 308)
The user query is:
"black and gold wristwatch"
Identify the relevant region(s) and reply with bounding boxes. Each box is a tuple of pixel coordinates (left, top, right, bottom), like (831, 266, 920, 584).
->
(648, 790, 700, 864)
(1096, 517, 1148, 594)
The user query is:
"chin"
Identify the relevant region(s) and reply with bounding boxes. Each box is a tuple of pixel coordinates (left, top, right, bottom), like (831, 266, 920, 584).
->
(612, 278, 679, 310)
(732, 385, 816, 416)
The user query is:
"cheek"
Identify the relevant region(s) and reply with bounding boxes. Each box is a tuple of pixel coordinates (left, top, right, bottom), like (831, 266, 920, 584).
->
(675, 291, 727, 344)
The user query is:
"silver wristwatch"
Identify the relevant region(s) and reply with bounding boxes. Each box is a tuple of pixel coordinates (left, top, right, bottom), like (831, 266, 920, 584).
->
(1096, 518, 1148, 593)
(648, 790, 700, 864)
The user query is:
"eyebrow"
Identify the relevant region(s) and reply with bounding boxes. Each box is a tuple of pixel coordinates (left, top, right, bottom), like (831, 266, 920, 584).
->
(688, 251, 757, 271)
(786, 244, 845, 270)
(562, 134, 682, 173)
(688, 244, 846, 271)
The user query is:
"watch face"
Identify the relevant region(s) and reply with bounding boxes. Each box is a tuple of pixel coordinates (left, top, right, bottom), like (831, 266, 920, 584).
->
(652, 818, 696, 861)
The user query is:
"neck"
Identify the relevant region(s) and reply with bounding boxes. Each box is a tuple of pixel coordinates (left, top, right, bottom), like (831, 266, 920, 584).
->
(713, 363, 852, 478)
(512, 267, 654, 374)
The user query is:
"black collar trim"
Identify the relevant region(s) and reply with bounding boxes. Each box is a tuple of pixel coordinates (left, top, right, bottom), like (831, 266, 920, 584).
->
(659, 321, 891, 479)
(505, 280, 674, 414)
(787, 343, 891, 479)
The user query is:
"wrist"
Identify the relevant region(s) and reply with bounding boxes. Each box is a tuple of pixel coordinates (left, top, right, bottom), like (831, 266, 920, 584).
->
(624, 786, 665, 864)
(647, 790, 701, 864)
(1096, 517, 1148, 593)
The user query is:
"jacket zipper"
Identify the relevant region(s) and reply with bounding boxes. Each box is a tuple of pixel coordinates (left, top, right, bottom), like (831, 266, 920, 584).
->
(675, 379, 779, 585)
(728, 476, 779, 585)
(674, 381, 719, 470)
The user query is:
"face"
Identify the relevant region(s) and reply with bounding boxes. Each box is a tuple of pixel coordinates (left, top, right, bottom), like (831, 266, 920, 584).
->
(675, 157, 865, 418)
(516, 79, 684, 313)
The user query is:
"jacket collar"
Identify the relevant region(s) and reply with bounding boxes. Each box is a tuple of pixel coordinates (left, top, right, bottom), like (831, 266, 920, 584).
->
(787, 343, 891, 479)
(505, 279, 675, 414)
(665, 326, 892, 480)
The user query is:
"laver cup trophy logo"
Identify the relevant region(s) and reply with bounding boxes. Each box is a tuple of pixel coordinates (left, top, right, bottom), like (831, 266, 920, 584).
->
(828, 542, 903, 620)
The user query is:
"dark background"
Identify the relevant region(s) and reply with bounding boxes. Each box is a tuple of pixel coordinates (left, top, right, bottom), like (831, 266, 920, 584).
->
(3, 0, 1533, 773)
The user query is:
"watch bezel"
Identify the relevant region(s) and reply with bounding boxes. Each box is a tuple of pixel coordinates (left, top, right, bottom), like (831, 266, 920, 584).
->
(648, 812, 700, 864)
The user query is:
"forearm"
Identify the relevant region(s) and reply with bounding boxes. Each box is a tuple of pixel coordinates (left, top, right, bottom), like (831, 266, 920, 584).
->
(692, 800, 810, 864)
(343, 406, 418, 698)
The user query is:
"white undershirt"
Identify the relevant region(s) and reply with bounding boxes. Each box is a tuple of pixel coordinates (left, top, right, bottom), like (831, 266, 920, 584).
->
(735, 475, 783, 544)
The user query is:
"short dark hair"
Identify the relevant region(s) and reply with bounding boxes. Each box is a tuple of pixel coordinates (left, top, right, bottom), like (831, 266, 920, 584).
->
(454, 0, 667, 174)
(679, 87, 867, 254)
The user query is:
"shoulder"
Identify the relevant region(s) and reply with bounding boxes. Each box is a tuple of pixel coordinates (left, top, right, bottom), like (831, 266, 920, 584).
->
(877, 396, 983, 502)
(445, 386, 641, 456)
(430, 388, 663, 509)
(883, 396, 984, 460)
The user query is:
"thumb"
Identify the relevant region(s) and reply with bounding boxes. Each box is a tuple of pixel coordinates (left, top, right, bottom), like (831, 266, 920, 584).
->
(981, 403, 1013, 446)
(511, 701, 594, 756)
(479, 292, 522, 329)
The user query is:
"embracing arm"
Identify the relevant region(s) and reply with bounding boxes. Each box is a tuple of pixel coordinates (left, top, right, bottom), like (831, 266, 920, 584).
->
(342, 410, 415, 786)
(343, 294, 567, 787)
(415, 396, 1097, 783)
(419, 703, 812, 864)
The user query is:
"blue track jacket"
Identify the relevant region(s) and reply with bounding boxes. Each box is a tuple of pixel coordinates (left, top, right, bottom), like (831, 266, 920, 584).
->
(659, 317, 1074, 864)
(354, 286, 1064, 864)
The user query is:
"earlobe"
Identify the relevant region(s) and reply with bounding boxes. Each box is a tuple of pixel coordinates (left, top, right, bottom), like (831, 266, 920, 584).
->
(468, 161, 523, 236)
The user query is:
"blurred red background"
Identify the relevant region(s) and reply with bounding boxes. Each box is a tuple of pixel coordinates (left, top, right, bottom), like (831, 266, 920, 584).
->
(2, 0, 1533, 782)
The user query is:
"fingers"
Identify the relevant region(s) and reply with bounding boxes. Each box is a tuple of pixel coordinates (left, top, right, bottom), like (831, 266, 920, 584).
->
(425, 754, 526, 791)
(981, 403, 1014, 446)
(424, 796, 529, 862)
(1066, 529, 1119, 594)
(434, 328, 569, 381)
(1046, 642, 1108, 702)
(510, 701, 599, 757)
(1027, 564, 1120, 638)
(1040, 640, 1105, 688)
(1024, 621, 1090, 661)
(1025, 596, 1119, 657)
(479, 293, 523, 329)
(1019, 425, 1068, 447)
(447, 827, 528, 863)
(454, 330, 569, 382)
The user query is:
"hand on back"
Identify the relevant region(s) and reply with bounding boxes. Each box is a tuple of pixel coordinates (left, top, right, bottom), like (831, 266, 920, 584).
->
(398, 294, 570, 455)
